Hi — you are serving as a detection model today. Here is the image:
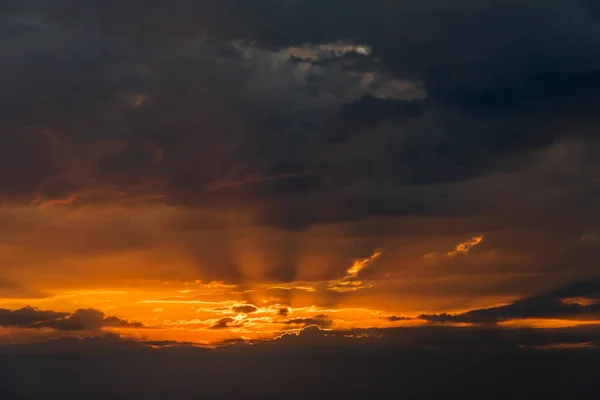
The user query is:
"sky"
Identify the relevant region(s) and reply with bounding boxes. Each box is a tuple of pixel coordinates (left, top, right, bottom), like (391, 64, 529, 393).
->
(2, 1, 600, 398)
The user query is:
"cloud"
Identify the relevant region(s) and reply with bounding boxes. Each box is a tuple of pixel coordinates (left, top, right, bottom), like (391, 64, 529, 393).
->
(4, 320, 600, 353)
(346, 251, 381, 278)
(231, 305, 259, 314)
(419, 276, 600, 324)
(3, 329, 600, 399)
(1, 0, 600, 334)
(281, 43, 373, 61)
(325, 250, 381, 293)
(278, 307, 290, 316)
(325, 95, 425, 143)
(0, 0, 598, 231)
(3, 4, 600, 393)
(0, 306, 143, 331)
(386, 315, 411, 322)
(40, 309, 144, 331)
(209, 317, 247, 330)
(446, 236, 484, 257)
(425, 236, 484, 259)
(281, 314, 332, 328)
(0, 307, 68, 327)
(266, 323, 600, 352)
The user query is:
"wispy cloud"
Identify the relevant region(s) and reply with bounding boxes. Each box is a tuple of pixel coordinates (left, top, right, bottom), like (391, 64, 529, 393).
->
(346, 251, 382, 278)
(328, 250, 381, 292)
(446, 236, 484, 257)
(425, 236, 484, 259)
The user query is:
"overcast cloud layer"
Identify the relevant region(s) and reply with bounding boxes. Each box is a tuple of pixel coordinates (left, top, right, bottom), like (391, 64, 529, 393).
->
(3, 1, 600, 398)
(0, 2, 599, 287)
(3, 0, 600, 376)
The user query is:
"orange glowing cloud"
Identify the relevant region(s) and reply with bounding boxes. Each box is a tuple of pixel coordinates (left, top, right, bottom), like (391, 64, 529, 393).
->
(561, 297, 600, 307)
(327, 250, 382, 293)
(346, 251, 382, 278)
(446, 236, 484, 257)
(425, 236, 484, 259)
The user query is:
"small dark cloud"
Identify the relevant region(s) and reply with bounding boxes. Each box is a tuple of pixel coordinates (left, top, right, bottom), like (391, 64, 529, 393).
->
(386, 315, 411, 322)
(231, 305, 259, 314)
(281, 314, 332, 328)
(209, 317, 246, 330)
(210, 318, 235, 330)
(278, 307, 290, 317)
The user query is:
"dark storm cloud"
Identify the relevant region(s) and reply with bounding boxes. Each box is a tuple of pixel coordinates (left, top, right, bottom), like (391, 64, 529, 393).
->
(0, 306, 142, 331)
(420, 276, 600, 324)
(326, 95, 424, 143)
(2, 0, 599, 214)
(2, 0, 600, 291)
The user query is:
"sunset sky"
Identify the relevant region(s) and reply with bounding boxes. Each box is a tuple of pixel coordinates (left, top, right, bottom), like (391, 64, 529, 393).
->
(2, 1, 600, 398)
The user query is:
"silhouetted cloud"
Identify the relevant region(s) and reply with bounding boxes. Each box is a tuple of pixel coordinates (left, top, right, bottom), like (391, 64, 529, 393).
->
(278, 307, 290, 317)
(0, 320, 600, 399)
(1, 0, 600, 296)
(266, 324, 600, 351)
(281, 314, 332, 328)
(386, 315, 411, 322)
(0, 0, 599, 233)
(2, 329, 600, 399)
(0, 307, 68, 327)
(420, 276, 600, 324)
(2, 2, 600, 382)
(231, 305, 259, 314)
(0, 306, 142, 331)
(209, 317, 246, 330)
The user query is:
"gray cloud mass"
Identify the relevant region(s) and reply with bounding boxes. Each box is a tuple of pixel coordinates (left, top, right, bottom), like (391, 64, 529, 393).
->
(2, 0, 600, 316)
